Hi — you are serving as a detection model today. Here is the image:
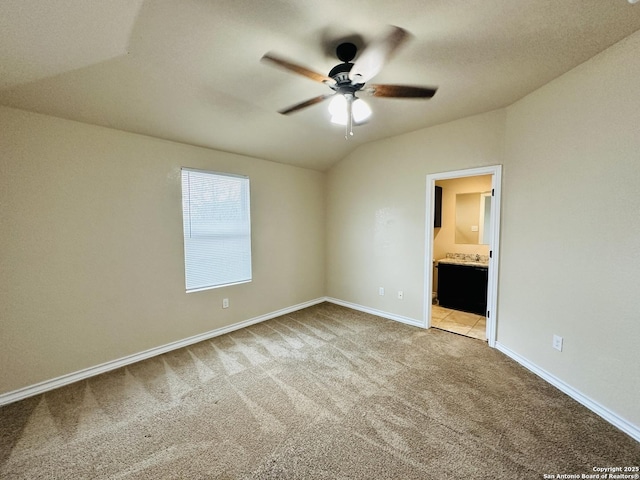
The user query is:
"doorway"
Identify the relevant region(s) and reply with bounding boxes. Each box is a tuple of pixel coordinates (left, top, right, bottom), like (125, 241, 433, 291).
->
(424, 166, 502, 347)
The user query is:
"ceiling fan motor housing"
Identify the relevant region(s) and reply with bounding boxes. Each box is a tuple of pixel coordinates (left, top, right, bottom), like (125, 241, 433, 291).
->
(328, 62, 363, 95)
(328, 42, 365, 95)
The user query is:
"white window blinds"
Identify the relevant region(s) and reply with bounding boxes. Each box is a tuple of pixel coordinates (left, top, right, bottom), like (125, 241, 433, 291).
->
(181, 168, 252, 292)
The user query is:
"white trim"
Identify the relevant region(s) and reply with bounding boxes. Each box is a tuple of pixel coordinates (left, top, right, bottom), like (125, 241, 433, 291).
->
(496, 342, 640, 443)
(486, 167, 501, 347)
(424, 165, 502, 347)
(0, 297, 325, 407)
(328, 296, 640, 443)
(181, 166, 248, 179)
(4, 296, 637, 443)
(186, 279, 251, 294)
(325, 297, 424, 328)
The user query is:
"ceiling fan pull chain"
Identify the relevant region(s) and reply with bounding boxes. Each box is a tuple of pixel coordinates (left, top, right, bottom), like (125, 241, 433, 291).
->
(346, 95, 354, 139)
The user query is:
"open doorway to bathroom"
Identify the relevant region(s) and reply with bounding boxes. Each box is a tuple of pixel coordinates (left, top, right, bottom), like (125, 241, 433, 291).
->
(424, 166, 502, 348)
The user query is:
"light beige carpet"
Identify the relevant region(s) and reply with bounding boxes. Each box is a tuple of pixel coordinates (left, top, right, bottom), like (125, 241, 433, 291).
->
(1, 303, 638, 479)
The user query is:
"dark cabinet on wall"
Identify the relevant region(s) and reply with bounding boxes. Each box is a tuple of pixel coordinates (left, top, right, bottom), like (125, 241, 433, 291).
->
(437, 263, 488, 316)
(434, 186, 442, 228)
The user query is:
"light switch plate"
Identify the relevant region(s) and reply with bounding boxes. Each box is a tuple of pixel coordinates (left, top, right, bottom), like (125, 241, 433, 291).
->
(552, 334, 563, 351)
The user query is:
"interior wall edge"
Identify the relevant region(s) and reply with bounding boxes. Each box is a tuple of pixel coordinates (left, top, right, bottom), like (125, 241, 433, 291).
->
(0, 297, 327, 407)
(495, 342, 640, 443)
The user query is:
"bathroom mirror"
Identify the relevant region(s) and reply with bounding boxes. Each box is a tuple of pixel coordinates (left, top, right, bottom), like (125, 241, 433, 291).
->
(455, 192, 492, 245)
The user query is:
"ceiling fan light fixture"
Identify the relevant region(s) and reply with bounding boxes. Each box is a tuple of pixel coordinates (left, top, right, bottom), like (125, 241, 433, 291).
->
(353, 98, 372, 123)
(330, 114, 348, 126)
(328, 94, 347, 125)
(328, 95, 371, 126)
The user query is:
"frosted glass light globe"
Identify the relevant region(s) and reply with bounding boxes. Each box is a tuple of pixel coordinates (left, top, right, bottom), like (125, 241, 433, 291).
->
(328, 95, 371, 125)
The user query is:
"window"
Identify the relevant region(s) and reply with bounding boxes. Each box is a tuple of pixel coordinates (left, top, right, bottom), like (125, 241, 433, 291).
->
(181, 168, 252, 292)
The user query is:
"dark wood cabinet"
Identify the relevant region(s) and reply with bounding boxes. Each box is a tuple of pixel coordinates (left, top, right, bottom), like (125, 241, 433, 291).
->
(437, 263, 488, 315)
(434, 185, 442, 228)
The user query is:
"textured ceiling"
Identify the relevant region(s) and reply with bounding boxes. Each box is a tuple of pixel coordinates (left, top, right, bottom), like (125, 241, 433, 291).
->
(1, 0, 639, 171)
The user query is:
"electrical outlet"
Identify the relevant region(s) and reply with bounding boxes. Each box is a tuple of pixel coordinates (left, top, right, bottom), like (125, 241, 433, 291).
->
(222, 298, 229, 309)
(552, 334, 563, 352)
(379, 287, 385, 296)
(397, 290, 404, 300)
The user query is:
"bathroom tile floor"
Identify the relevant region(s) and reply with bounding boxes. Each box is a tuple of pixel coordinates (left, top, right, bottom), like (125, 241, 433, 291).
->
(431, 305, 486, 341)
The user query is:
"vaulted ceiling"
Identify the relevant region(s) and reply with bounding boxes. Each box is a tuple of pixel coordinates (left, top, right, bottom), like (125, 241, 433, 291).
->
(1, 0, 639, 171)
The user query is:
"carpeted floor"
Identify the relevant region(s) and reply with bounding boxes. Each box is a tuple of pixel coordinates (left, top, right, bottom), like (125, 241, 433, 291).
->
(1, 302, 638, 479)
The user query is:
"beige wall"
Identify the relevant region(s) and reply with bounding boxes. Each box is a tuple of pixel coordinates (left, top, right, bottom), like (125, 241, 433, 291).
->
(326, 110, 506, 320)
(327, 30, 640, 428)
(0, 106, 325, 394)
(500, 31, 640, 426)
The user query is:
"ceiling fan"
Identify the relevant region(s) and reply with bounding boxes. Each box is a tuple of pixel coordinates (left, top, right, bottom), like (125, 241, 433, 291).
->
(261, 26, 438, 138)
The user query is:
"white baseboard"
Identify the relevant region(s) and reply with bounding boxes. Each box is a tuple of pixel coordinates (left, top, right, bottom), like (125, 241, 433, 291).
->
(4, 299, 637, 445)
(495, 342, 640, 443)
(0, 297, 326, 407)
(321, 300, 640, 443)
(325, 297, 425, 328)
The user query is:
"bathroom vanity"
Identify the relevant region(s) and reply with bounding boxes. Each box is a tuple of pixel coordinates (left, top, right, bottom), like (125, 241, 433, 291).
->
(436, 256, 488, 316)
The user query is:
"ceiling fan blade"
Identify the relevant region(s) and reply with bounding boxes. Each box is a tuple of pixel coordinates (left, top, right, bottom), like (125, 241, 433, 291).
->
(278, 94, 335, 115)
(348, 26, 410, 84)
(261, 53, 336, 86)
(363, 84, 438, 98)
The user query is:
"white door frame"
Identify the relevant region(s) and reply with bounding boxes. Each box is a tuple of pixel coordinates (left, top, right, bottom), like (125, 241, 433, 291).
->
(423, 165, 502, 348)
